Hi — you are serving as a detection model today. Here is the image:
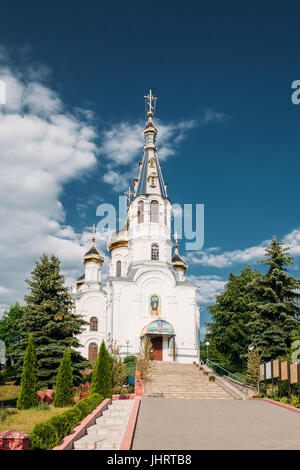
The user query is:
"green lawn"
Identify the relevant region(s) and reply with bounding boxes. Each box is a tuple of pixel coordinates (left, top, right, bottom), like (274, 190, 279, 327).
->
(0, 405, 71, 434)
(0, 383, 20, 407)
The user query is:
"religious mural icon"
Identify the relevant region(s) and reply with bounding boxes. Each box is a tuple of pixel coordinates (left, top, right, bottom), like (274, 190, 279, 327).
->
(149, 294, 161, 316)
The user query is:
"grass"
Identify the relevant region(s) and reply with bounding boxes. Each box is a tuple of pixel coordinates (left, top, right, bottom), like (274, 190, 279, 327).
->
(0, 405, 72, 434)
(0, 383, 20, 407)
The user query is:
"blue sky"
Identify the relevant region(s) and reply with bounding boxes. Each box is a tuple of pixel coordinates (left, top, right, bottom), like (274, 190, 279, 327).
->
(0, 0, 300, 336)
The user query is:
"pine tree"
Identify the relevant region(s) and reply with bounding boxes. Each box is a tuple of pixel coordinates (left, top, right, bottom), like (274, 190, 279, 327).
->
(0, 303, 24, 367)
(249, 237, 300, 361)
(17, 335, 38, 409)
(207, 266, 258, 368)
(54, 349, 74, 407)
(91, 340, 112, 398)
(15, 254, 89, 388)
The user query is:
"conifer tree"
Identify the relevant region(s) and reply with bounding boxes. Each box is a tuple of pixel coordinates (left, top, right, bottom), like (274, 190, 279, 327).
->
(17, 335, 38, 409)
(249, 237, 300, 360)
(54, 349, 74, 407)
(91, 340, 112, 397)
(207, 266, 258, 368)
(15, 254, 89, 388)
(0, 302, 24, 367)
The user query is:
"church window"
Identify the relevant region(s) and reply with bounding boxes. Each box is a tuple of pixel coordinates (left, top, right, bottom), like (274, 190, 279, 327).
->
(150, 200, 159, 223)
(88, 342, 98, 364)
(116, 260, 121, 277)
(151, 243, 159, 260)
(150, 158, 155, 168)
(90, 317, 98, 331)
(137, 201, 144, 223)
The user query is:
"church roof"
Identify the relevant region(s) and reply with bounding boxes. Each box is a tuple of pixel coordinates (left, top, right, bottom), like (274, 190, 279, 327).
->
(135, 91, 167, 199)
(83, 224, 104, 264)
(172, 240, 187, 271)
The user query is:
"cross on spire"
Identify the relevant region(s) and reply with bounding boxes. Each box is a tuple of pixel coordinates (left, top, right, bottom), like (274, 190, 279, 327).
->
(124, 186, 133, 205)
(144, 89, 157, 115)
(89, 224, 96, 243)
(174, 231, 179, 245)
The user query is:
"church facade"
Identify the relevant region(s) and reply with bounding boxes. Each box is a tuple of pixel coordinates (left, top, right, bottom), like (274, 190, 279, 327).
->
(72, 91, 200, 364)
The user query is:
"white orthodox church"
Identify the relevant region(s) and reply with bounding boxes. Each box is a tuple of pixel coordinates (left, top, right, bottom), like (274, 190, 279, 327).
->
(72, 91, 200, 364)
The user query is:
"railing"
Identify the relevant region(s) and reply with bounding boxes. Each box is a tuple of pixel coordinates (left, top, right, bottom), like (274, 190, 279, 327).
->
(206, 359, 252, 385)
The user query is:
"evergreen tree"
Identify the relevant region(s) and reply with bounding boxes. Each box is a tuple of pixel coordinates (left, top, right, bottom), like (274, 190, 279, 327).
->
(54, 349, 74, 407)
(207, 266, 258, 369)
(91, 340, 112, 398)
(0, 303, 24, 367)
(17, 335, 38, 409)
(15, 254, 89, 388)
(249, 237, 300, 361)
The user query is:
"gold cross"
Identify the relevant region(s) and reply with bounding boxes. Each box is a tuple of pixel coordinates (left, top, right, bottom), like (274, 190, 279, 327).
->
(89, 224, 96, 234)
(89, 224, 96, 242)
(124, 186, 132, 204)
(144, 89, 157, 114)
(174, 231, 178, 244)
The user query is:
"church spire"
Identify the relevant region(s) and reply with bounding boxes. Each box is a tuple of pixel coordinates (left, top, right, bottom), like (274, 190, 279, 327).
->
(135, 90, 168, 199)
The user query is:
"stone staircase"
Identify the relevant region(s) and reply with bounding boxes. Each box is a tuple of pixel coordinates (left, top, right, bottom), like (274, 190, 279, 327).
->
(73, 399, 134, 450)
(144, 362, 234, 399)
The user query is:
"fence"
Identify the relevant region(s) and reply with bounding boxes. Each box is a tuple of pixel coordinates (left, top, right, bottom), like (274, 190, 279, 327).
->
(260, 359, 300, 399)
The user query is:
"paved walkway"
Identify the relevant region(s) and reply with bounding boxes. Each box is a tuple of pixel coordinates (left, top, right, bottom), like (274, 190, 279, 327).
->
(132, 398, 300, 450)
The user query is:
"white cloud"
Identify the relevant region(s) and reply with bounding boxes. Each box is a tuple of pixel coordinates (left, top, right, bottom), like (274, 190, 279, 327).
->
(100, 112, 227, 192)
(0, 48, 100, 312)
(188, 228, 300, 269)
(187, 274, 226, 304)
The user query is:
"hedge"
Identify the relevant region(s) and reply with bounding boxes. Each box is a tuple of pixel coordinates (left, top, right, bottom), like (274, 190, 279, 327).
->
(30, 393, 103, 450)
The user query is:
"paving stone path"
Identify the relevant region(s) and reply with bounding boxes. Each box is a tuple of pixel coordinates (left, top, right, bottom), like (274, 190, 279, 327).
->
(132, 398, 300, 450)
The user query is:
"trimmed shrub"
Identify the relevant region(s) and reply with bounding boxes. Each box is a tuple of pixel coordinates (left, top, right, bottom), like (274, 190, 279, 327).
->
(280, 397, 289, 404)
(30, 421, 58, 450)
(124, 355, 137, 364)
(17, 335, 38, 410)
(91, 340, 112, 398)
(30, 393, 103, 450)
(54, 349, 74, 407)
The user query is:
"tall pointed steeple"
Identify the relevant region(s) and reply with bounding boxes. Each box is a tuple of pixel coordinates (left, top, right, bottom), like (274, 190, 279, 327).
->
(134, 90, 168, 199)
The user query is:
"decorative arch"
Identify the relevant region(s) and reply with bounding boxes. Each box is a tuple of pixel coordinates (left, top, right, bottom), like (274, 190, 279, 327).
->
(88, 342, 98, 363)
(150, 200, 159, 223)
(116, 260, 121, 277)
(90, 316, 98, 331)
(137, 200, 144, 223)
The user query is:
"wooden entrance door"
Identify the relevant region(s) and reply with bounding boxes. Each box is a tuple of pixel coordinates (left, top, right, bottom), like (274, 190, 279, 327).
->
(151, 336, 163, 361)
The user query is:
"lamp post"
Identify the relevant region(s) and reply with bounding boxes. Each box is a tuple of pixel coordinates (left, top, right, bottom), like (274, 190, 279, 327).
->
(126, 340, 129, 356)
(205, 341, 210, 365)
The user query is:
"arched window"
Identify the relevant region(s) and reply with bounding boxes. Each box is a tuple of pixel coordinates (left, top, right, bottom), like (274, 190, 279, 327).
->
(150, 200, 159, 223)
(149, 158, 155, 168)
(137, 201, 144, 224)
(88, 342, 98, 364)
(151, 243, 159, 261)
(116, 260, 121, 277)
(90, 317, 98, 332)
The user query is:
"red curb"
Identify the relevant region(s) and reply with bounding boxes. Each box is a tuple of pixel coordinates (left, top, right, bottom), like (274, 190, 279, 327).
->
(52, 398, 112, 450)
(251, 398, 300, 415)
(120, 398, 141, 450)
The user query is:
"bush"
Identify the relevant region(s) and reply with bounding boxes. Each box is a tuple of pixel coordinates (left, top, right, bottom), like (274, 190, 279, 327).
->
(54, 349, 74, 407)
(17, 335, 38, 410)
(289, 395, 300, 408)
(280, 397, 289, 404)
(30, 421, 58, 450)
(30, 393, 103, 450)
(91, 340, 112, 398)
(124, 356, 137, 364)
(252, 393, 265, 398)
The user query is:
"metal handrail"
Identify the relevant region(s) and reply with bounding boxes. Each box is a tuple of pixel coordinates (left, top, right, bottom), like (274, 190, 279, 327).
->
(207, 360, 250, 385)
